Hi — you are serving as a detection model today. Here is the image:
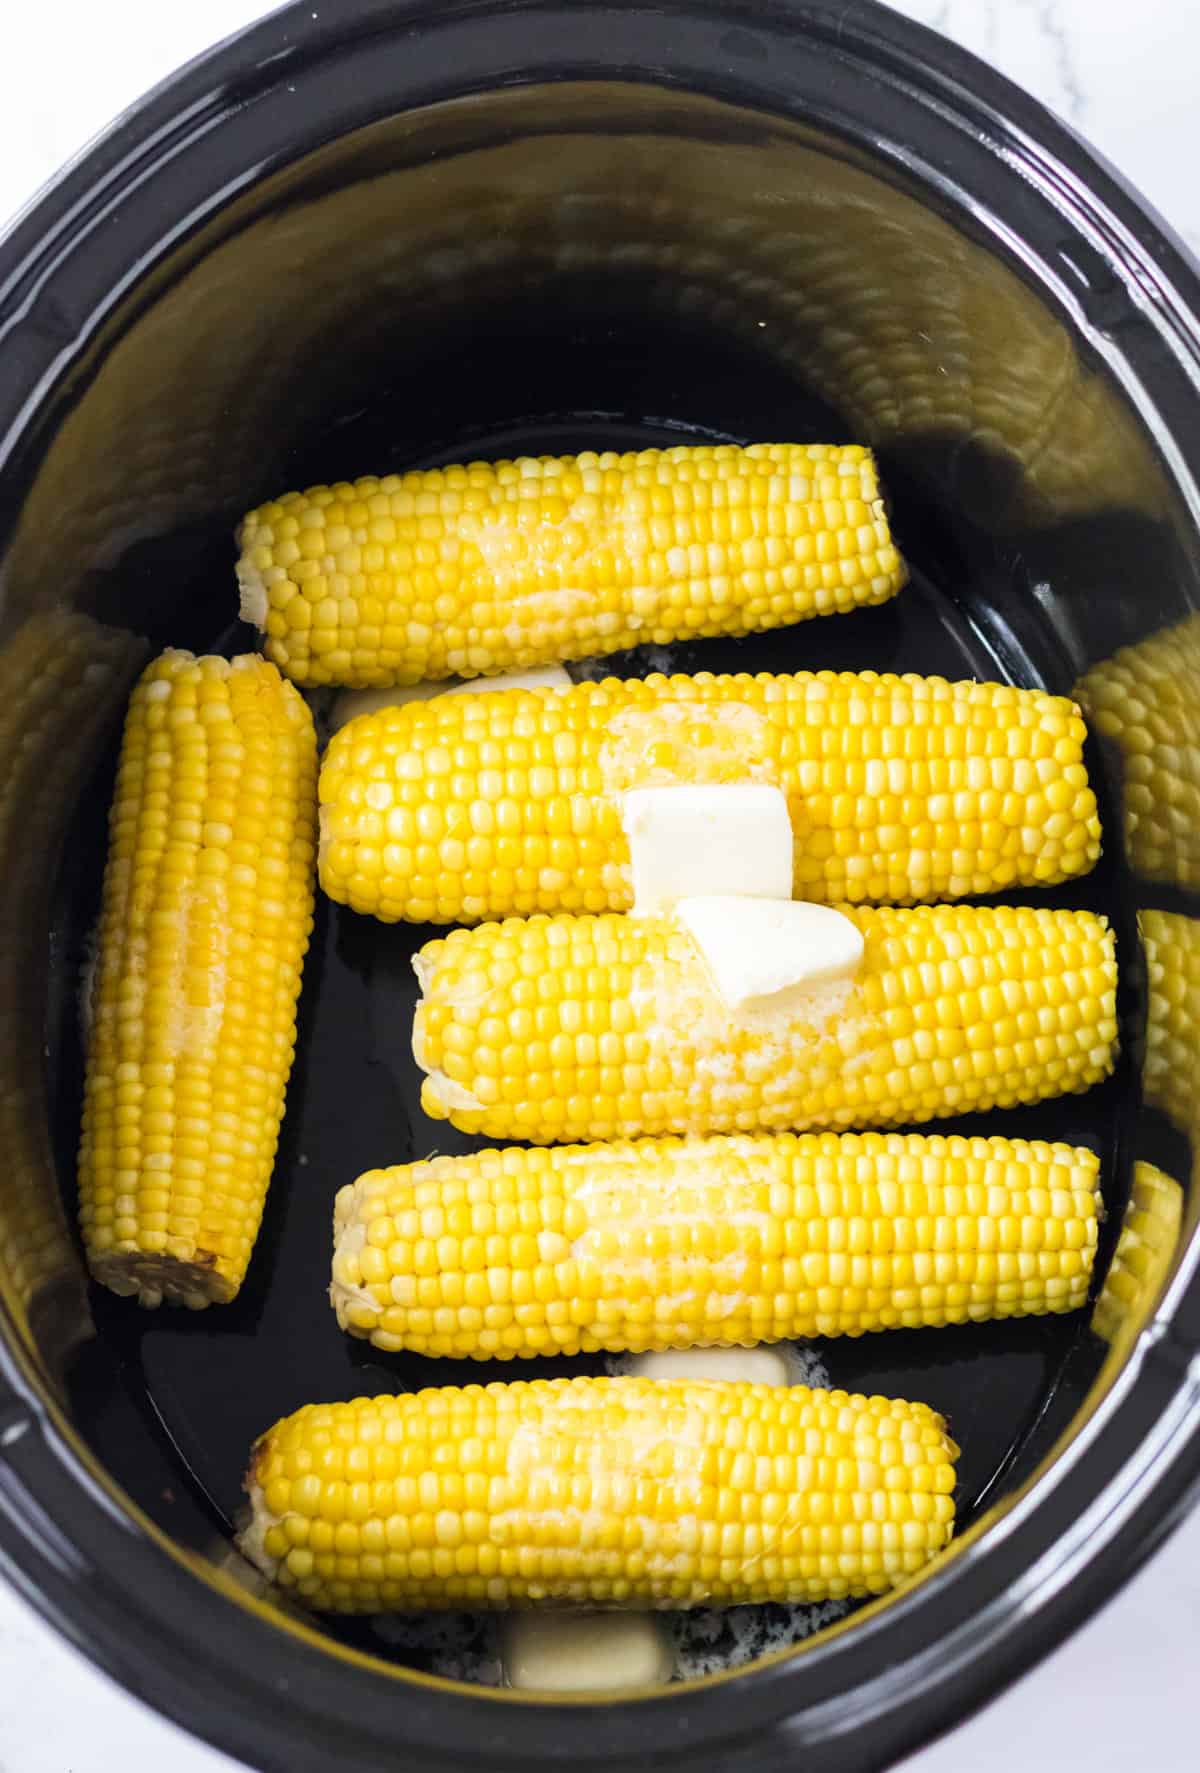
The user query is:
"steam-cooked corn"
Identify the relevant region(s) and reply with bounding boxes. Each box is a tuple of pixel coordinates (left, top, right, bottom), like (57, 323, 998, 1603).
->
(237, 445, 906, 688)
(78, 652, 317, 1307)
(319, 668, 1100, 921)
(331, 1130, 1101, 1358)
(413, 904, 1118, 1144)
(239, 1375, 958, 1611)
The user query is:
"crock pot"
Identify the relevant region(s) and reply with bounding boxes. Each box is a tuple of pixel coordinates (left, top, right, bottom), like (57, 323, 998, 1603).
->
(2, 3, 1199, 1769)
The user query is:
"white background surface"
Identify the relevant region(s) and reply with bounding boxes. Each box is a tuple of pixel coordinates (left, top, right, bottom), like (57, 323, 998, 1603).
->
(2, 1, 1199, 1768)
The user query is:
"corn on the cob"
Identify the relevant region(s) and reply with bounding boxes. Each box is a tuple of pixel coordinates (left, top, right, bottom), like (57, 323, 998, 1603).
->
(78, 651, 317, 1307)
(0, 614, 146, 1358)
(1141, 909, 1200, 1138)
(239, 1375, 958, 1611)
(1092, 1161, 1184, 1351)
(332, 1130, 1100, 1359)
(1077, 617, 1200, 891)
(413, 905, 1117, 1144)
(319, 668, 1100, 922)
(237, 444, 906, 689)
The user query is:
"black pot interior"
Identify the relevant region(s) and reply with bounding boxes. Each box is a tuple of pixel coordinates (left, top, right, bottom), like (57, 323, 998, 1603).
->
(1, 69, 1197, 1699)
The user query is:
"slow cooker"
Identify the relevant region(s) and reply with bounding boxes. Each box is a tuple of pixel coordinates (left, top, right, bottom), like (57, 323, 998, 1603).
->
(1, 3, 1199, 1769)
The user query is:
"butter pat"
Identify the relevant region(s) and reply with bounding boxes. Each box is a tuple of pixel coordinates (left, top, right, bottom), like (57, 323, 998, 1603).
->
(328, 681, 446, 732)
(677, 896, 864, 1010)
(622, 784, 793, 914)
(628, 1345, 791, 1386)
(502, 1612, 674, 1691)
(446, 664, 572, 696)
(329, 664, 571, 734)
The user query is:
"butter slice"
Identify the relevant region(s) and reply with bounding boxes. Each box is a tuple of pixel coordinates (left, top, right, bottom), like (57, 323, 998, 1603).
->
(329, 664, 571, 734)
(502, 1612, 674, 1691)
(628, 1345, 790, 1386)
(447, 664, 572, 698)
(623, 784, 793, 915)
(677, 896, 864, 1011)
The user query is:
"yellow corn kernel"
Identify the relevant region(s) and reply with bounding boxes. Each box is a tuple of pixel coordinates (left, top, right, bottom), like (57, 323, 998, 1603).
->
(0, 614, 146, 1352)
(240, 1376, 958, 1611)
(237, 444, 906, 688)
(332, 1130, 1100, 1359)
(1078, 616, 1200, 890)
(1141, 909, 1200, 1138)
(319, 667, 1100, 921)
(1092, 1162, 1184, 1352)
(77, 651, 317, 1307)
(412, 905, 1118, 1144)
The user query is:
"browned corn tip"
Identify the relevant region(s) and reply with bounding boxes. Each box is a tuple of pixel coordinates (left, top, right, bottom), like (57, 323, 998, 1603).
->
(1141, 908, 1200, 1139)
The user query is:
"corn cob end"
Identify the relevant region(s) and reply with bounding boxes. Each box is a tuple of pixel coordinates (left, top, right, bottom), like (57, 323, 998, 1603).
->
(89, 1247, 235, 1310)
(238, 1461, 281, 1583)
(329, 1184, 382, 1333)
(236, 552, 268, 631)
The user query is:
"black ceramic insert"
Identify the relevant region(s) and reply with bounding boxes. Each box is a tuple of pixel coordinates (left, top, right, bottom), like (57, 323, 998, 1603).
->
(2, 6, 1200, 1772)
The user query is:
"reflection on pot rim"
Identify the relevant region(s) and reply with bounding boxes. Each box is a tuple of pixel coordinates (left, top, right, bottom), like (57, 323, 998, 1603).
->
(2, 3, 1200, 1768)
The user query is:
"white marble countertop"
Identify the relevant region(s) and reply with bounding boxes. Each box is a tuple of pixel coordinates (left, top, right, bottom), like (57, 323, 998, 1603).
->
(2, 1, 1198, 1768)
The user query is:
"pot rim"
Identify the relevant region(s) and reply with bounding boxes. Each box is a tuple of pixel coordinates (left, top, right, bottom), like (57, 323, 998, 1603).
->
(2, 5, 1200, 1770)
